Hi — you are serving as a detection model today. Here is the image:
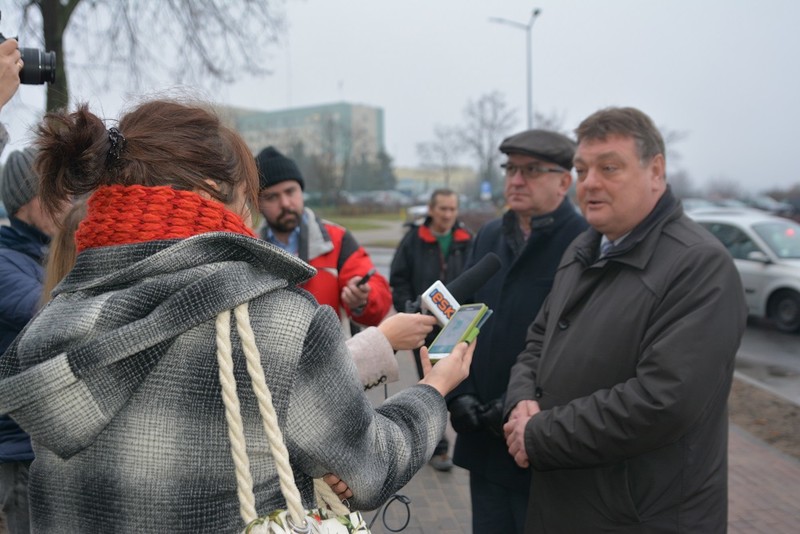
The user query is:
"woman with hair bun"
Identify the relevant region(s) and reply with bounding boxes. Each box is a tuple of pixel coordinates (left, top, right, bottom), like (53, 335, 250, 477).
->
(0, 99, 474, 533)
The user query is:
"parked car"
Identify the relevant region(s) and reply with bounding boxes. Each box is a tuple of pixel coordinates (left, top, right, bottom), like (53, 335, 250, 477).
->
(745, 195, 795, 218)
(689, 209, 800, 332)
(404, 204, 428, 224)
(680, 197, 719, 213)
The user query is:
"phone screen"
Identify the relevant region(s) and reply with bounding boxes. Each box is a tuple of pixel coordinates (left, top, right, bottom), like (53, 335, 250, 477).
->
(429, 305, 485, 355)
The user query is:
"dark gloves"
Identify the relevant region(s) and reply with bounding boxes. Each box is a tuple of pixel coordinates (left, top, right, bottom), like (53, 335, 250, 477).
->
(447, 395, 506, 438)
(447, 394, 483, 434)
(476, 397, 505, 439)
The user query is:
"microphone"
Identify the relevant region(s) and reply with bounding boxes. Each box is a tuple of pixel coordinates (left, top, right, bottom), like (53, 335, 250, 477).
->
(446, 252, 502, 304)
(407, 252, 502, 322)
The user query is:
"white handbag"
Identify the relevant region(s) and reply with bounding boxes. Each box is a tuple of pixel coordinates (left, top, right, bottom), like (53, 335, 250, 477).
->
(215, 303, 372, 534)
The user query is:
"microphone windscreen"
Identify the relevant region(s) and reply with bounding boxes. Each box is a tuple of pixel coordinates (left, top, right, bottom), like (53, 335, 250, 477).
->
(446, 252, 502, 304)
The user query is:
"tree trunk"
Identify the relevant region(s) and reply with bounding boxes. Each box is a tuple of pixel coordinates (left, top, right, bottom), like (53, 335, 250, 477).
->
(40, 0, 79, 112)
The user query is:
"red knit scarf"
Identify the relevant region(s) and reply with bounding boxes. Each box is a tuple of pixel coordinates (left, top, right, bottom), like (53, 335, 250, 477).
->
(75, 185, 256, 253)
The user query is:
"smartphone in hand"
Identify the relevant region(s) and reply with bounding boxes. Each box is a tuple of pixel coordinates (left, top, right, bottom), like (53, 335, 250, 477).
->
(356, 268, 376, 287)
(427, 303, 490, 363)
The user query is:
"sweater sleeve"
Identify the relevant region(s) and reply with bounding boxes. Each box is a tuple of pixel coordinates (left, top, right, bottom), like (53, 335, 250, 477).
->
(345, 326, 399, 389)
(285, 305, 446, 510)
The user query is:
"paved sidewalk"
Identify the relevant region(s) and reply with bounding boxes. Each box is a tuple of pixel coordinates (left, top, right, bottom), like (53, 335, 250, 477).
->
(365, 349, 800, 533)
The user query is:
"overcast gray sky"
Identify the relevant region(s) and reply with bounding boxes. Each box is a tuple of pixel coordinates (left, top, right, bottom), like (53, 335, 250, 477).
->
(4, 0, 799, 195)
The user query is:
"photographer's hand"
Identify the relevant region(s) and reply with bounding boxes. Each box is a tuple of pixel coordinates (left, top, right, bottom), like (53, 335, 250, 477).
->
(0, 38, 21, 111)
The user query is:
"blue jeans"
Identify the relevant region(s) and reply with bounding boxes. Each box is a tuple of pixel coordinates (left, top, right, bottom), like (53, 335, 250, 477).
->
(0, 461, 31, 534)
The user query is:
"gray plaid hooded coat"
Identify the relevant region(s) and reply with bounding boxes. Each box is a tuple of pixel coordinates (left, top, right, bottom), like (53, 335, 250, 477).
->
(0, 232, 446, 533)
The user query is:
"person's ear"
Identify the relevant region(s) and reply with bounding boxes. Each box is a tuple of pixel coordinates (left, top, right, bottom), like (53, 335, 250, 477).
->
(649, 154, 666, 187)
(194, 179, 220, 200)
(559, 171, 573, 192)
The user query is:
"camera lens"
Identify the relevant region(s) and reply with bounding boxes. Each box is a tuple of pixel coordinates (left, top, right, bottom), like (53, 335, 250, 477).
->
(19, 47, 56, 85)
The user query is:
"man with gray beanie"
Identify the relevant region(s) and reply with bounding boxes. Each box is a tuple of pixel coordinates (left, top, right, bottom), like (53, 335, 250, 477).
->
(445, 129, 588, 533)
(0, 147, 63, 533)
(254, 146, 392, 328)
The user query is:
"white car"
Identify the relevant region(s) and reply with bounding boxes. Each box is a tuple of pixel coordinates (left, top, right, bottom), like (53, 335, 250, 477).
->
(689, 209, 800, 332)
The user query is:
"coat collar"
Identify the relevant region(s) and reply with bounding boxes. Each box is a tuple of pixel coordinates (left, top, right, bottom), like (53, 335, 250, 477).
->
(502, 197, 579, 255)
(572, 186, 682, 269)
(300, 207, 334, 261)
(418, 219, 472, 243)
(0, 216, 50, 262)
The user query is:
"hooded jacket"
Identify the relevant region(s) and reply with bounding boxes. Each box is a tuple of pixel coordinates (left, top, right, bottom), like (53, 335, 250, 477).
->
(505, 190, 747, 533)
(0, 232, 446, 533)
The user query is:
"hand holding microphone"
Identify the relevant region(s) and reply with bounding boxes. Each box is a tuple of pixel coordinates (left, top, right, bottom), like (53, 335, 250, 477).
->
(413, 252, 503, 323)
(377, 313, 438, 350)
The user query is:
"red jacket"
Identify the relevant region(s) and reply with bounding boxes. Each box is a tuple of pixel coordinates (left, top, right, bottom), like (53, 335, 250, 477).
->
(296, 209, 391, 327)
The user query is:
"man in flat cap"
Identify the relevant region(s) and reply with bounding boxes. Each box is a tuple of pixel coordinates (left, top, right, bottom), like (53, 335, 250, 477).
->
(445, 129, 587, 533)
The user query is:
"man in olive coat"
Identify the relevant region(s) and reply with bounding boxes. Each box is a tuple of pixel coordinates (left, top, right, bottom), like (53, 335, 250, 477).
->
(504, 107, 747, 533)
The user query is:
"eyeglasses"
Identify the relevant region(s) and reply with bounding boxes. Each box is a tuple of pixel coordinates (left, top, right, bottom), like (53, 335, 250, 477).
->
(501, 163, 566, 179)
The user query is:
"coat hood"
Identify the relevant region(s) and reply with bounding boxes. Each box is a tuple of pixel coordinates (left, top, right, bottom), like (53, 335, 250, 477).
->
(0, 232, 315, 458)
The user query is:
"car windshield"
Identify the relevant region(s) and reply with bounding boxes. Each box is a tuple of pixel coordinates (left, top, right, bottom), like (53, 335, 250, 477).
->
(752, 221, 800, 259)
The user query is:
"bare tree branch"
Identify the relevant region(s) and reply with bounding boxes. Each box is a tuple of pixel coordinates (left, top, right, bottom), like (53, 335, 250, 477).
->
(416, 125, 463, 188)
(11, 0, 287, 111)
(457, 91, 518, 195)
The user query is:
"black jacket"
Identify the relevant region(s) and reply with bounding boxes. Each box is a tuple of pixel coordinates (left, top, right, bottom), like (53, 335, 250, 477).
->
(448, 198, 587, 491)
(389, 218, 473, 313)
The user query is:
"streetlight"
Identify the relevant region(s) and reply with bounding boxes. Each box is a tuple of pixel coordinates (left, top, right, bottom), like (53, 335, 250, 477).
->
(489, 8, 542, 129)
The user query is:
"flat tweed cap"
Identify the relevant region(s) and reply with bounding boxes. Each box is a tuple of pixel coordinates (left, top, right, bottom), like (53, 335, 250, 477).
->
(499, 129, 576, 170)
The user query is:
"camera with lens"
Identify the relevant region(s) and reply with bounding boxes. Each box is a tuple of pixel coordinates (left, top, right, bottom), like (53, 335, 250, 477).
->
(0, 11, 56, 85)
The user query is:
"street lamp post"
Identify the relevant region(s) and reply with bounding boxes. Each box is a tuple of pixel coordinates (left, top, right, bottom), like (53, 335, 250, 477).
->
(489, 8, 542, 129)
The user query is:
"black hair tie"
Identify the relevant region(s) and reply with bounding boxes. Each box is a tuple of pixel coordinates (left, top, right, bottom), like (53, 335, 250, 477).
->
(107, 127, 127, 164)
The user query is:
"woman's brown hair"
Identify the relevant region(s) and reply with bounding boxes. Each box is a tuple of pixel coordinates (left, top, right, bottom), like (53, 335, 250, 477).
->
(35, 99, 259, 222)
(40, 196, 88, 305)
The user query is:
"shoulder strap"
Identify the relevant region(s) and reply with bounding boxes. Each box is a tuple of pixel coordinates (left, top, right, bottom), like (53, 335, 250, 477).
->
(216, 303, 349, 530)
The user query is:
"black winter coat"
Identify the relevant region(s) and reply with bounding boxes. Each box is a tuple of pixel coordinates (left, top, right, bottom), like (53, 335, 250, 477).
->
(389, 218, 473, 313)
(448, 198, 587, 491)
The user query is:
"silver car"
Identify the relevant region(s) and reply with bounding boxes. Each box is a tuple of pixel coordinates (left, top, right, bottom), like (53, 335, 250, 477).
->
(690, 208, 800, 332)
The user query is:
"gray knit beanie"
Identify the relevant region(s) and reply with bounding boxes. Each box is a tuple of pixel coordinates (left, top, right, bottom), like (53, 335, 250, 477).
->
(0, 148, 38, 216)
